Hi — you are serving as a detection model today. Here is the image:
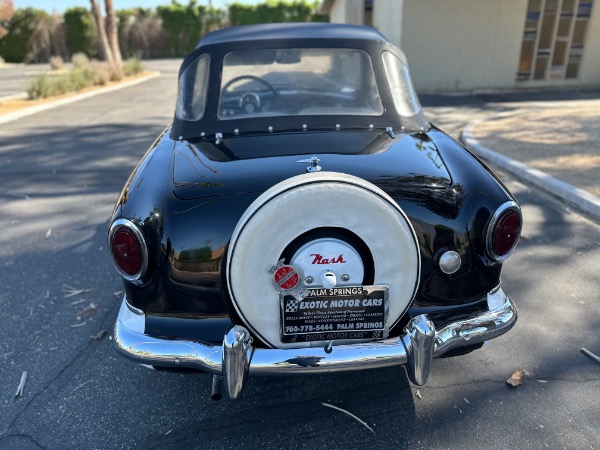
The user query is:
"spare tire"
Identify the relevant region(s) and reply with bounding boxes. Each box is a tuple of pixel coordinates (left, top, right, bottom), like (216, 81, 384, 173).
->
(226, 172, 420, 349)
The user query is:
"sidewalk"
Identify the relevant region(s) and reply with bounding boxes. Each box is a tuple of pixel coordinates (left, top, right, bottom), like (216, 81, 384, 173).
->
(461, 98, 600, 221)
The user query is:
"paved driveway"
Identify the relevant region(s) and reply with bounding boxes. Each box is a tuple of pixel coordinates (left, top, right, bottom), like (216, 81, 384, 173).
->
(0, 64, 50, 98)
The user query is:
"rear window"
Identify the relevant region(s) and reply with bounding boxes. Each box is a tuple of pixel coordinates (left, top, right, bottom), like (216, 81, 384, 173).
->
(218, 48, 384, 120)
(381, 51, 421, 117)
(176, 54, 210, 121)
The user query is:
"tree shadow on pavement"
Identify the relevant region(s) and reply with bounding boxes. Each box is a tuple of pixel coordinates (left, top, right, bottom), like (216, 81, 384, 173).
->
(1, 120, 599, 449)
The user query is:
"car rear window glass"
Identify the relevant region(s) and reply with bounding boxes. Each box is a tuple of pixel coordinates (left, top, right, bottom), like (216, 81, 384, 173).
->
(218, 48, 383, 120)
(176, 54, 210, 121)
(381, 51, 421, 117)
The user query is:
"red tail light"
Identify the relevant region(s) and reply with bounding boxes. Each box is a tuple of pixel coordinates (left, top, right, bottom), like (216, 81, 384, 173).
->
(486, 202, 522, 262)
(109, 219, 147, 280)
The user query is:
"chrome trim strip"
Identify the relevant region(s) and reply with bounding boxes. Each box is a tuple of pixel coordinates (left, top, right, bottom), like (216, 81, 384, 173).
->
(108, 218, 149, 282)
(485, 201, 522, 263)
(125, 299, 144, 316)
(113, 287, 517, 396)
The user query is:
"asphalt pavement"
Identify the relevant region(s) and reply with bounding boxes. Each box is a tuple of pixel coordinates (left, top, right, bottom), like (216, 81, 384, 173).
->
(0, 61, 599, 449)
(0, 63, 48, 99)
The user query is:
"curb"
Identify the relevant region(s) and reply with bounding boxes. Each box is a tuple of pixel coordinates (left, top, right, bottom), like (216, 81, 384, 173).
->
(0, 92, 27, 102)
(0, 71, 161, 125)
(461, 114, 600, 222)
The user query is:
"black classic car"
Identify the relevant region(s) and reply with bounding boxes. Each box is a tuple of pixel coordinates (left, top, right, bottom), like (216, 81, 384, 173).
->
(109, 23, 521, 400)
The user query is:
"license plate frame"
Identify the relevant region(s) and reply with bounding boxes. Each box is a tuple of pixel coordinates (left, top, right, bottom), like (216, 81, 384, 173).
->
(280, 285, 389, 343)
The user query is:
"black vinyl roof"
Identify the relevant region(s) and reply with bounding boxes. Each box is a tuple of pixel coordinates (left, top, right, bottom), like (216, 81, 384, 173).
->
(196, 22, 388, 48)
(171, 23, 430, 140)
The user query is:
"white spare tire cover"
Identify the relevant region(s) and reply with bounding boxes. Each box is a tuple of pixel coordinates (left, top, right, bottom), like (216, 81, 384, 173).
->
(227, 172, 420, 349)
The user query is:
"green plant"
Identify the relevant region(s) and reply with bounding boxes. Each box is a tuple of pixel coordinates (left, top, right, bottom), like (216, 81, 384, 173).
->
(108, 63, 124, 81)
(228, 1, 320, 26)
(50, 75, 74, 95)
(157, 1, 206, 57)
(0, 7, 49, 62)
(63, 7, 97, 58)
(49, 55, 64, 70)
(89, 60, 111, 85)
(26, 73, 52, 99)
(71, 51, 90, 69)
(122, 57, 143, 76)
(25, 55, 139, 99)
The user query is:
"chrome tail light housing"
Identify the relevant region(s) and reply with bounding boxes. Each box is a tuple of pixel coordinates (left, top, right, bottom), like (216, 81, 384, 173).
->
(486, 201, 522, 263)
(108, 219, 148, 282)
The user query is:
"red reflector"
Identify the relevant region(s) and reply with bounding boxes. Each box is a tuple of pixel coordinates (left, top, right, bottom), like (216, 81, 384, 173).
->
(273, 266, 300, 290)
(111, 227, 143, 276)
(492, 210, 521, 257)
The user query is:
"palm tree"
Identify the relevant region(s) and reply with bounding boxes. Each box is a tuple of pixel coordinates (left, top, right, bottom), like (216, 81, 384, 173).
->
(90, 0, 114, 63)
(104, 0, 122, 67)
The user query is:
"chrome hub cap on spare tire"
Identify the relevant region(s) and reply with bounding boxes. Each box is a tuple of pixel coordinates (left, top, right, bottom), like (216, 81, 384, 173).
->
(291, 237, 365, 288)
(226, 172, 421, 349)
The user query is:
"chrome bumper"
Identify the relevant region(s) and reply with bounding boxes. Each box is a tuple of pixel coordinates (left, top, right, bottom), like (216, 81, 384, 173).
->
(114, 286, 516, 399)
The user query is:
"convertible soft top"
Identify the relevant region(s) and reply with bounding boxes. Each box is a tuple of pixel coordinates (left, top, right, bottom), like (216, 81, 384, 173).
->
(195, 23, 388, 48)
(172, 22, 430, 140)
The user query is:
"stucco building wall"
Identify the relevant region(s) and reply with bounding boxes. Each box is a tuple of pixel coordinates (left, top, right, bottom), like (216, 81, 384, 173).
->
(372, 0, 403, 49)
(399, 0, 528, 91)
(327, 0, 365, 25)
(321, 0, 600, 92)
(579, 0, 600, 85)
(400, 0, 527, 91)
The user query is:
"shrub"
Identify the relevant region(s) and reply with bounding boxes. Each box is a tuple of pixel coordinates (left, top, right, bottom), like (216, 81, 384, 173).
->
(68, 67, 93, 90)
(89, 60, 111, 85)
(49, 55, 64, 70)
(26, 11, 66, 63)
(26, 57, 121, 99)
(228, 1, 317, 26)
(63, 7, 97, 58)
(108, 63, 124, 81)
(118, 9, 167, 59)
(0, 7, 48, 62)
(26, 73, 52, 99)
(122, 57, 143, 76)
(50, 75, 74, 96)
(71, 51, 90, 69)
(157, 2, 206, 57)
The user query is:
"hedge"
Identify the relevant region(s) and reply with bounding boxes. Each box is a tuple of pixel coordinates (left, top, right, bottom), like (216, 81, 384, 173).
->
(0, 1, 329, 63)
(64, 7, 97, 59)
(0, 8, 49, 62)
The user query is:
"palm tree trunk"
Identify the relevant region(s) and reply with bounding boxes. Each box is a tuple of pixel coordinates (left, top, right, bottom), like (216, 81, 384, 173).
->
(104, 0, 122, 68)
(90, 0, 113, 63)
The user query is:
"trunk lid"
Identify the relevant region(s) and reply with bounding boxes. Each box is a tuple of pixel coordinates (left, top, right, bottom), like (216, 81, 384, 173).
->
(173, 131, 451, 199)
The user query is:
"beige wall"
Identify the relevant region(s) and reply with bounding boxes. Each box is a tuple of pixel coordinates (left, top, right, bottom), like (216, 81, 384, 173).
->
(398, 0, 528, 92)
(322, 0, 600, 92)
(328, 0, 365, 25)
(372, 0, 404, 47)
(579, 0, 600, 85)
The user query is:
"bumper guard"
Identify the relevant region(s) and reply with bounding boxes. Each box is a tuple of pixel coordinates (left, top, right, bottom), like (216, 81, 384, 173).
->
(114, 286, 516, 399)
